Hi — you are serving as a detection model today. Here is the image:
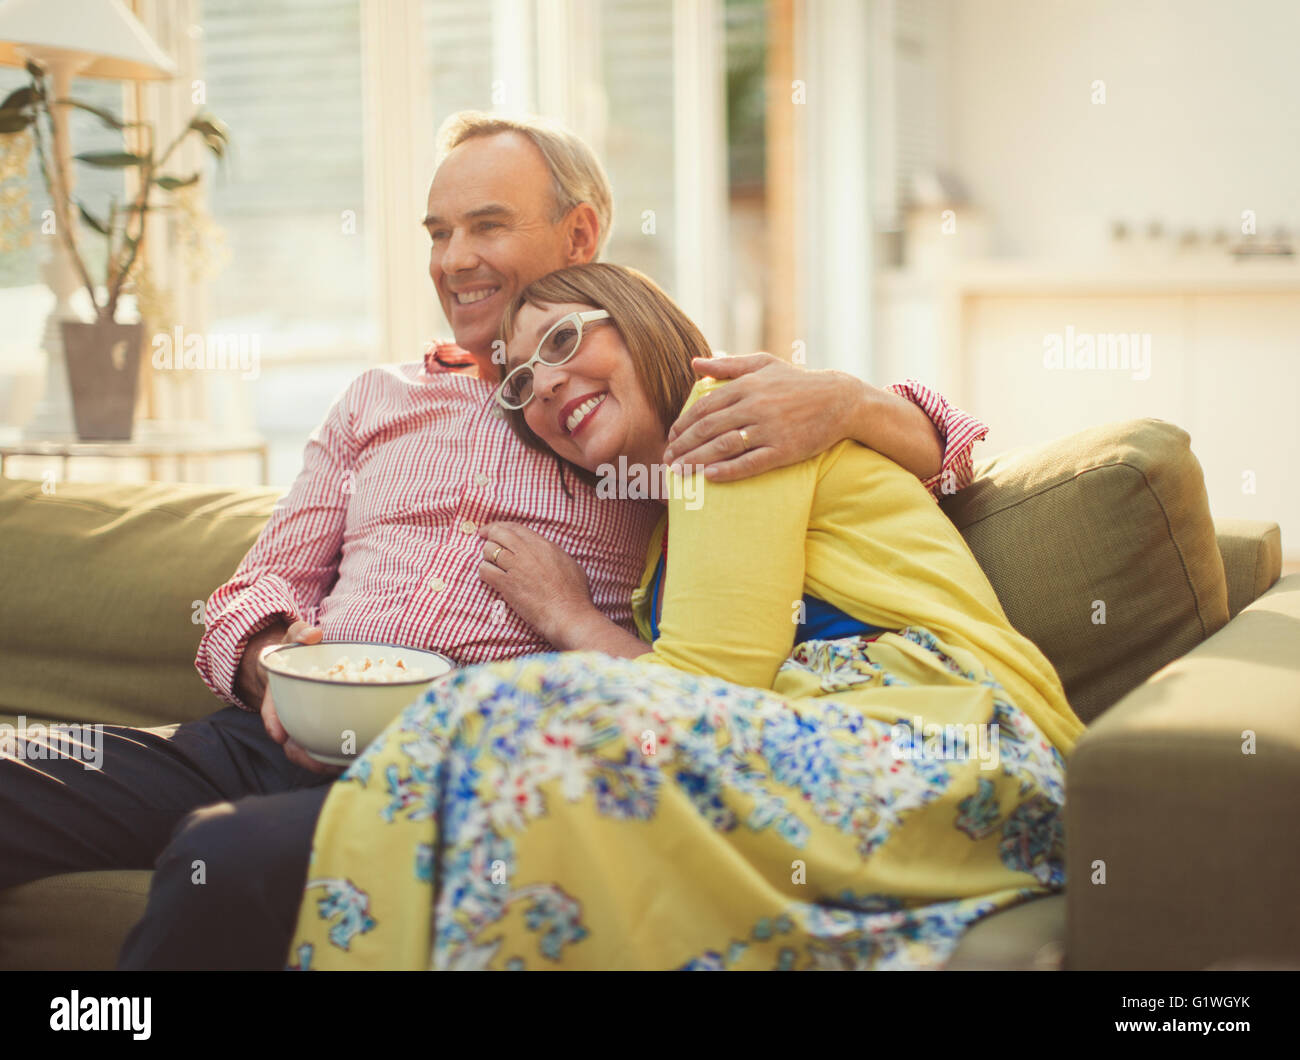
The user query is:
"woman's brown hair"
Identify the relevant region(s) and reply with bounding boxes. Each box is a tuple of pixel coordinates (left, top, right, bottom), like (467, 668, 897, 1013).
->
(498, 263, 712, 482)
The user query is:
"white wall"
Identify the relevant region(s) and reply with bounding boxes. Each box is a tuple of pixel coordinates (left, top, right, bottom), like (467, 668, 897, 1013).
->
(941, 0, 1300, 259)
(959, 287, 1300, 558)
(891, 0, 1300, 561)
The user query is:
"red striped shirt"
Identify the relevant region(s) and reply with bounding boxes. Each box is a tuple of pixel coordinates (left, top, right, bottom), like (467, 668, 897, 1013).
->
(195, 347, 987, 710)
(885, 378, 989, 501)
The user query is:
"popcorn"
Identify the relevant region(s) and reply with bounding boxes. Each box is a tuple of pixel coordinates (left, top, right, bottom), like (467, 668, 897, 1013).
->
(285, 654, 427, 683)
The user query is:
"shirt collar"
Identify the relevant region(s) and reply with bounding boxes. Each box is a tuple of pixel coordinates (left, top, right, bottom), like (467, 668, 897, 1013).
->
(422, 340, 479, 378)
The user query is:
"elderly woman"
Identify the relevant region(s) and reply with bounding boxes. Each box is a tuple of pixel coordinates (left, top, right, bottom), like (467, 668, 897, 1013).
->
(289, 263, 1083, 971)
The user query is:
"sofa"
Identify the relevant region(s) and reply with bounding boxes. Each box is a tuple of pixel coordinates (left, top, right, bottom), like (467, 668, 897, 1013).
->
(1, 417, 1295, 971)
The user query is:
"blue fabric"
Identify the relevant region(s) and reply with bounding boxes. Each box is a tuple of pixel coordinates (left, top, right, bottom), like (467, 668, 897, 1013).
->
(645, 556, 884, 644)
(795, 594, 885, 643)
(648, 554, 667, 641)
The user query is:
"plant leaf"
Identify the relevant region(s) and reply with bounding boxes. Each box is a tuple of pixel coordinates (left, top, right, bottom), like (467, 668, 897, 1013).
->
(73, 151, 148, 168)
(1, 86, 36, 112)
(54, 98, 129, 131)
(77, 201, 110, 236)
(188, 115, 230, 143)
(199, 132, 226, 159)
(0, 110, 33, 134)
(154, 173, 200, 190)
(187, 114, 231, 162)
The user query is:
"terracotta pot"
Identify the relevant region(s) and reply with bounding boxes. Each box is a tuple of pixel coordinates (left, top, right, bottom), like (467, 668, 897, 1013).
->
(61, 320, 144, 441)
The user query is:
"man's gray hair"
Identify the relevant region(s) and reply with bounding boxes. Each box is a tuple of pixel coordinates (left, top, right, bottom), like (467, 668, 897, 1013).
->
(435, 111, 613, 258)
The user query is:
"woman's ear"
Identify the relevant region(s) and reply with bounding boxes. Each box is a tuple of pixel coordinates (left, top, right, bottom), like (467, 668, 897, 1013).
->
(565, 203, 601, 265)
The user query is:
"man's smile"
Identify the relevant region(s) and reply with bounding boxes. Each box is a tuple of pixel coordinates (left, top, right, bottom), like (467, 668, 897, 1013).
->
(453, 285, 500, 305)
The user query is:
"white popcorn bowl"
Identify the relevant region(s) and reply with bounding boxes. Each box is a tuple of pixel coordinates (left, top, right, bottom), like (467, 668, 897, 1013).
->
(260, 641, 454, 765)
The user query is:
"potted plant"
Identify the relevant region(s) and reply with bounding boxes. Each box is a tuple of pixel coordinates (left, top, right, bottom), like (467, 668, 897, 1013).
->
(0, 59, 228, 441)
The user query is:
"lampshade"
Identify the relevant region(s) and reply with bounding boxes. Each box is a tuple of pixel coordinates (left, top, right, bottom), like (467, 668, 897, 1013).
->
(0, 0, 176, 81)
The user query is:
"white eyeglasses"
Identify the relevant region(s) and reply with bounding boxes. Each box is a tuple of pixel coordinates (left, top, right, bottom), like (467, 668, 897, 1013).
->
(496, 309, 611, 410)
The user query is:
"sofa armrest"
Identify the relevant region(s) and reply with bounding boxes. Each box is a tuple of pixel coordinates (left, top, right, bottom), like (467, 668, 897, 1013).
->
(1215, 518, 1282, 619)
(1065, 573, 1300, 970)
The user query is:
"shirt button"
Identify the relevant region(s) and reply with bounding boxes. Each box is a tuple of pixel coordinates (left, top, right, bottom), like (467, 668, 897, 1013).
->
(460, 519, 477, 535)
(474, 472, 490, 487)
(429, 577, 445, 592)
(491, 406, 505, 420)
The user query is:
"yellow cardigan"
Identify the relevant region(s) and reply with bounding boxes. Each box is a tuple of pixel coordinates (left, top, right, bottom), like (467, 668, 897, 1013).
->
(631, 380, 1085, 755)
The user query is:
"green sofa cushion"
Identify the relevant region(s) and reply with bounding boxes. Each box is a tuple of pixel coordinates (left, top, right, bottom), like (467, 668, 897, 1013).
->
(0, 871, 152, 971)
(1214, 517, 1283, 619)
(0, 478, 281, 730)
(1066, 574, 1300, 969)
(940, 418, 1230, 724)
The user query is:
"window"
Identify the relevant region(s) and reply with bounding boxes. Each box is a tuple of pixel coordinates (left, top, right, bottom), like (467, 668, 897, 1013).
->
(198, 0, 372, 483)
(201, 0, 372, 360)
(596, 0, 678, 294)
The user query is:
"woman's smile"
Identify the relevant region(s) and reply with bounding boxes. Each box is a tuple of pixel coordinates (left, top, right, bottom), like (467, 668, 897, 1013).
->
(560, 391, 608, 436)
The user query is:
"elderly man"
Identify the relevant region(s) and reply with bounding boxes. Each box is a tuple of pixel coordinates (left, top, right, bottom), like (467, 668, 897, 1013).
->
(0, 112, 985, 969)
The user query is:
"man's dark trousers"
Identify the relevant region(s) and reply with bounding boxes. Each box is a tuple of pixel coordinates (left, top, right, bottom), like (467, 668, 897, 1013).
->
(0, 705, 333, 969)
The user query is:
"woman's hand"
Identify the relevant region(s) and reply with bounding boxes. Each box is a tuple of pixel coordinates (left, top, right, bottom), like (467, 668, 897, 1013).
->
(477, 522, 599, 647)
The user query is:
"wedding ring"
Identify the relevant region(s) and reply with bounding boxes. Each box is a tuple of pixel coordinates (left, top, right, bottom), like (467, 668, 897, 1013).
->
(738, 428, 751, 451)
(491, 544, 505, 565)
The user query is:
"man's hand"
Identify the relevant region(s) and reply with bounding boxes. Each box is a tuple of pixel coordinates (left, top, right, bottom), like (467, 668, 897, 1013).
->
(663, 354, 943, 484)
(235, 620, 290, 711)
(248, 620, 343, 777)
(663, 354, 866, 481)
